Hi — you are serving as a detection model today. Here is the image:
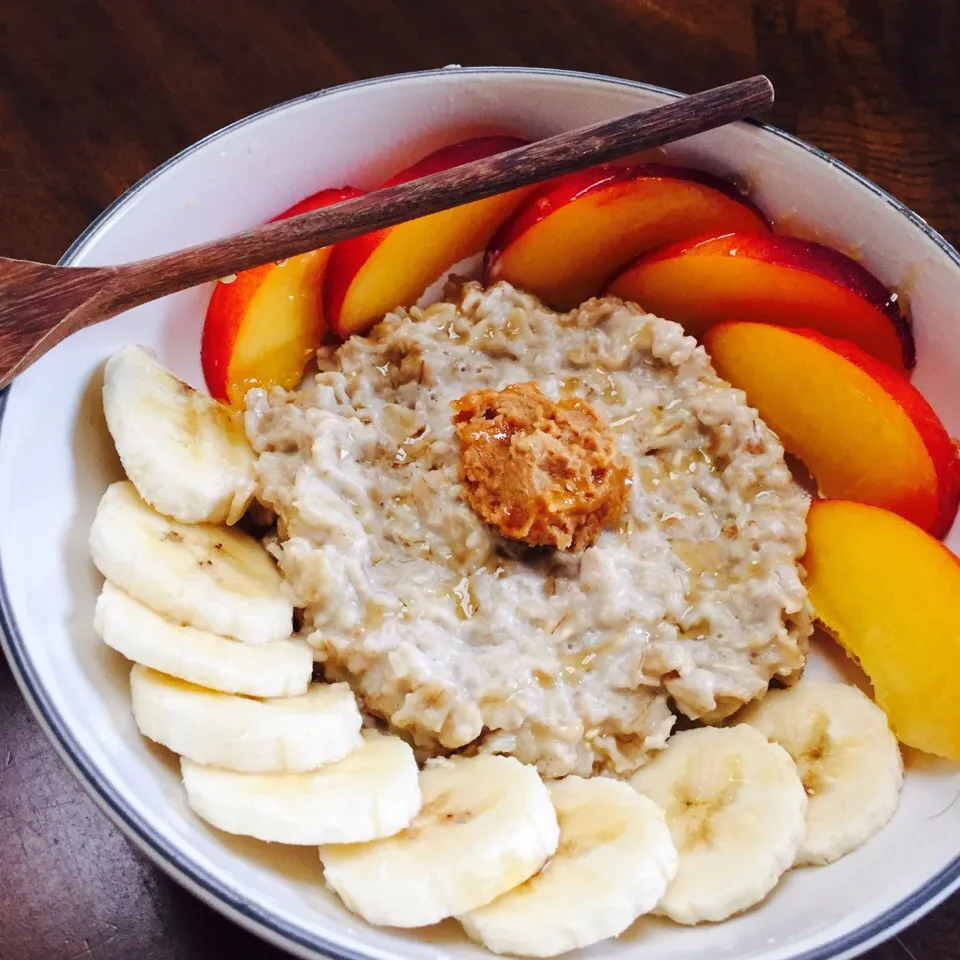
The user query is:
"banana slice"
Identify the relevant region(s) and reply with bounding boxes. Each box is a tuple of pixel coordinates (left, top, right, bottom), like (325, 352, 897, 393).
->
(319, 754, 559, 928)
(89, 481, 293, 645)
(460, 776, 677, 957)
(95, 583, 311, 697)
(181, 735, 420, 845)
(130, 665, 363, 773)
(630, 724, 806, 925)
(103, 345, 256, 525)
(740, 680, 903, 866)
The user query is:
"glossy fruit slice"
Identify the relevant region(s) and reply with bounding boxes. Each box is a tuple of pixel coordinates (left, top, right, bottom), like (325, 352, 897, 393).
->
(704, 322, 959, 537)
(803, 499, 960, 760)
(606, 231, 914, 372)
(201, 186, 362, 407)
(483, 164, 769, 311)
(325, 136, 531, 338)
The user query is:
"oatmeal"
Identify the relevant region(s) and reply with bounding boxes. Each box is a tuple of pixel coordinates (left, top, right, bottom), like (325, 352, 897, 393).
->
(451, 382, 631, 551)
(246, 282, 812, 778)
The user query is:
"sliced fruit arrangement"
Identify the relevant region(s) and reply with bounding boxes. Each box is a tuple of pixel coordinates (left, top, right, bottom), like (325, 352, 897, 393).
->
(93, 347, 425, 849)
(181, 735, 421, 845)
(460, 776, 677, 957)
(484, 164, 769, 311)
(605, 232, 914, 372)
(740, 681, 903, 866)
(89, 480, 293, 645)
(630, 724, 807, 925)
(804, 499, 960, 761)
(325, 136, 532, 338)
(104, 345, 256, 524)
(704, 323, 960, 536)
(319, 754, 560, 928)
(85, 115, 960, 949)
(201, 186, 363, 408)
(130, 666, 364, 773)
(89, 360, 912, 947)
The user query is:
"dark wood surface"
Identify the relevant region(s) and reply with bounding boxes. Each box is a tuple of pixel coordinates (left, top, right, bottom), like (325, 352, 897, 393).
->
(0, 1, 957, 958)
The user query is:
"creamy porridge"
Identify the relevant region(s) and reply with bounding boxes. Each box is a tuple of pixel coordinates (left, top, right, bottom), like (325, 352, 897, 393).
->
(245, 281, 812, 779)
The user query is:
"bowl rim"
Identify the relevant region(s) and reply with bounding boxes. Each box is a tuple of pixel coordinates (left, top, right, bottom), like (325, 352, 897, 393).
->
(1, 65, 958, 960)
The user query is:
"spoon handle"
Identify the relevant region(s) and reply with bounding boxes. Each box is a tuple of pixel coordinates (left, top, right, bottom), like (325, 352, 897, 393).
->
(115, 75, 774, 306)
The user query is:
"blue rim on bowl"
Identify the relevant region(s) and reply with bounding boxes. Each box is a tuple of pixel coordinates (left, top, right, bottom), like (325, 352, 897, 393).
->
(1, 67, 958, 960)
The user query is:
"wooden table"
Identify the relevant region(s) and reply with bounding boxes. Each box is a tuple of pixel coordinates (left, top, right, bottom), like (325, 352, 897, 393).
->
(0, 1, 957, 957)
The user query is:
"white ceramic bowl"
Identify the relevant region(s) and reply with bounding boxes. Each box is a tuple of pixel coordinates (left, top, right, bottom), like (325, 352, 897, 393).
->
(1, 67, 958, 960)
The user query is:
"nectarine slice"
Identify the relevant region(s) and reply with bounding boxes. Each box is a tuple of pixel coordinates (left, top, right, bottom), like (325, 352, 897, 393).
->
(325, 136, 531, 338)
(705, 323, 958, 537)
(804, 499, 960, 760)
(606, 232, 914, 371)
(202, 186, 362, 407)
(483, 164, 769, 311)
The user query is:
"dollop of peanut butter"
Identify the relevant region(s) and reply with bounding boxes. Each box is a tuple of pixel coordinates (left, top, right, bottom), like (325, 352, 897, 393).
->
(451, 382, 631, 552)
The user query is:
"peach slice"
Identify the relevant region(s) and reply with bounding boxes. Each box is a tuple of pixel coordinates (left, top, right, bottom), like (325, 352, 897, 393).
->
(804, 499, 960, 760)
(201, 186, 362, 407)
(324, 136, 531, 339)
(704, 323, 959, 537)
(606, 232, 914, 372)
(483, 164, 769, 311)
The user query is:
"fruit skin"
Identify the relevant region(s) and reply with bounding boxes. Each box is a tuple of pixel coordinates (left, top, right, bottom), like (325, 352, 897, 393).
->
(606, 231, 914, 372)
(629, 724, 807, 925)
(324, 136, 531, 338)
(459, 776, 676, 958)
(181, 735, 421, 845)
(104, 345, 256, 525)
(201, 186, 362, 408)
(740, 680, 903, 866)
(483, 163, 769, 311)
(94, 582, 312, 698)
(704, 322, 959, 537)
(803, 499, 960, 761)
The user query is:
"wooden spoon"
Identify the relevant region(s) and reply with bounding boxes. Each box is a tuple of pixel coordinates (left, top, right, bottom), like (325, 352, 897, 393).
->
(0, 75, 773, 389)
